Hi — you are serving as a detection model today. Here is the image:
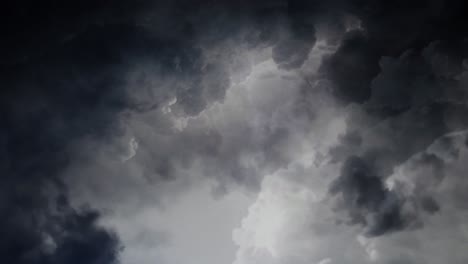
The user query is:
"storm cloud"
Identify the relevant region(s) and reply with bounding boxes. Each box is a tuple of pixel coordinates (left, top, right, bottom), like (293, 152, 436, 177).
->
(2, 1, 468, 264)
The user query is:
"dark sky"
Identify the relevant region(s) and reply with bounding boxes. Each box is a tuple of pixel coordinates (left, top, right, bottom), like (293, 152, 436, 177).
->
(2, 1, 468, 264)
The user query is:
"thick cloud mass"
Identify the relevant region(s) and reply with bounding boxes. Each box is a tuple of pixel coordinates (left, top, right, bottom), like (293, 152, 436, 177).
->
(330, 156, 409, 236)
(2, 1, 468, 264)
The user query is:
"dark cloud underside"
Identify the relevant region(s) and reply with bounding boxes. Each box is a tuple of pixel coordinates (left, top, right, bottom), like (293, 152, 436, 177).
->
(2, 0, 468, 263)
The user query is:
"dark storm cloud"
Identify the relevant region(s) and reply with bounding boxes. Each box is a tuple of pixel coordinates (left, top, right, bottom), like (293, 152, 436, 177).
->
(320, 30, 380, 103)
(329, 101, 468, 235)
(330, 156, 409, 236)
(322, 1, 468, 237)
(0, 1, 231, 263)
(329, 155, 444, 236)
(1, 195, 121, 264)
(0, 25, 131, 264)
(3, 0, 468, 262)
(271, 14, 316, 69)
(315, 0, 468, 104)
(0, 1, 324, 262)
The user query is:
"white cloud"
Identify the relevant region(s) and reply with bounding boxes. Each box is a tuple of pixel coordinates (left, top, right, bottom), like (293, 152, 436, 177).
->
(104, 178, 253, 264)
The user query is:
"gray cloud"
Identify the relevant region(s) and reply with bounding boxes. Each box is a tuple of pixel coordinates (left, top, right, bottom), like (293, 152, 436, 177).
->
(326, 38, 468, 236)
(3, 1, 468, 264)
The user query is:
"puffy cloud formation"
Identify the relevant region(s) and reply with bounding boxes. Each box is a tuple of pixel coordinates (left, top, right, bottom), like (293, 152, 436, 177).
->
(2, 1, 468, 264)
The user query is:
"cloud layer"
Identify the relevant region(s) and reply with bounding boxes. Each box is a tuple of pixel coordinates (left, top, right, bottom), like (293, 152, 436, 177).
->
(2, 1, 468, 264)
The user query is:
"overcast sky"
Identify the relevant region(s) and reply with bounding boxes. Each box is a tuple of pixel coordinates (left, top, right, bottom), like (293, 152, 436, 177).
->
(2, 1, 468, 264)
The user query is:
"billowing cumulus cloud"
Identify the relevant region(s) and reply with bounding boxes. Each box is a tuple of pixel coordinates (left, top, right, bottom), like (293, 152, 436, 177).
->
(2, 1, 468, 264)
